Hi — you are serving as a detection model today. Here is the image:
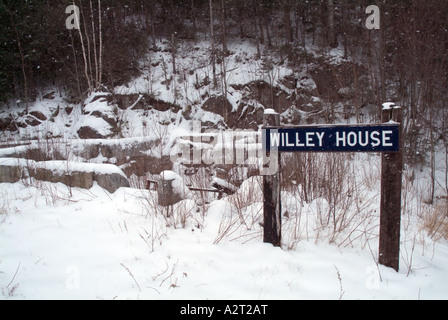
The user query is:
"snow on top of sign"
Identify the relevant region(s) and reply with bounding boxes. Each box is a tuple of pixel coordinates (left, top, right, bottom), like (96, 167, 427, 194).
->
(382, 102, 396, 110)
(264, 108, 278, 115)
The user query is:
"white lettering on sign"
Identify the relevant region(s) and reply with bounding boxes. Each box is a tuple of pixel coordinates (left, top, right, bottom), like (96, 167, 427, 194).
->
(383, 130, 393, 147)
(266, 125, 399, 152)
(335, 130, 392, 148)
(270, 132, 281, 147)
(271, 131, 325, 148)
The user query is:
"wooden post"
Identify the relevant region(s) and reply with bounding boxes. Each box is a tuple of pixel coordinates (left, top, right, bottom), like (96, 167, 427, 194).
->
(379, 104, 403, 272)
(263, 110, 282, 247)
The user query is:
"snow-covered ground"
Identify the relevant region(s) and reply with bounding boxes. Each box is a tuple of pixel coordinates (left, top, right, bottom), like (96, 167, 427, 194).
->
(1, 171, 447, 300)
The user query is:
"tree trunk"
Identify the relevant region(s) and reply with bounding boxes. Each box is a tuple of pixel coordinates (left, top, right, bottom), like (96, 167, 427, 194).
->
(327, 0, 336, 48)
(14, 23, 29, 113)
(209, 0, 217, 88)
(89, 0, 99, 89)
(98, 0, 103, 87)
(75, 3, 93, 94)
(171, 33, 177, 75)
(221, 0, 228, 55)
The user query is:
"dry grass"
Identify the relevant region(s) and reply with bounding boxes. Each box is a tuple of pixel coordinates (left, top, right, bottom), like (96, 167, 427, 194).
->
(214, 176, 263, 244)
(422, 199, 448, 241)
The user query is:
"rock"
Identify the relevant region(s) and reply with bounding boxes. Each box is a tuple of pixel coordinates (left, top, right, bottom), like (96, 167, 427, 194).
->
(202, 95, 233, 117)
(0, 159, 24, 183)
(65, 106, 74, 115)
(244, 80, 291, 113)
(79, 96, 118, 139)
(31, 166, 94, 190)
(148, 97, 182, 112)
(30, 111, 47, 121)
(43, 91, 56, 100)
(51, 106, 60, 118)
(77, 124, 112, 139)
(26, 111, 47, 126)
(0, 117, 16, 132)
(2, 159, 130, 193)
(115, 94, 145, 110)
(95, 172, 130, 193)
(122, 155, 173, 177)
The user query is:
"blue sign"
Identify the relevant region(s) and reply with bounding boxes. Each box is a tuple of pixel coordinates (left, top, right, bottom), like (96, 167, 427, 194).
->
(263, 124, 400, 153)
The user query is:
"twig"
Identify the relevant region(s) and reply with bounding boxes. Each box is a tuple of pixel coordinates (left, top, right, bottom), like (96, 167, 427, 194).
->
(334, 265, 345, 300)
(120, 263, 141, 292)
(159, 261, 177, 287)
(152, 262, 169, 281)
(404, 235, 417, 277)
(367, 240, 382, 282)
(7, 262, 21, 289)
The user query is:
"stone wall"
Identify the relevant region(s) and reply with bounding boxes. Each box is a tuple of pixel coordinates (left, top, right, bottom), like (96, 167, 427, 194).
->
(0, 158, 130, 193)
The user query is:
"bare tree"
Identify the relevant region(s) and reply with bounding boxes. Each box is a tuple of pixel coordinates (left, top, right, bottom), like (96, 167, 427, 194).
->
(209, 0, 217, 88)
(74, 1, 93, 94)
(98, 0, 103, 87)
(327, 0, 337, 48)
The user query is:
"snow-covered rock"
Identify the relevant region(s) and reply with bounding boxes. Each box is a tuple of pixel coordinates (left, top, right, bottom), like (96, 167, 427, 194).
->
(0, 158, 130, 193)
(0, 158, 28, 183)
(77, 94, 118, 139)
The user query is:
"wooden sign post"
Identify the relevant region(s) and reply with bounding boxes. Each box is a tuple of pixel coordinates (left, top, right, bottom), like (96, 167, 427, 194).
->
(379, 105, 403, 272)
(262, 103, 403, 271)
(262, 110, 282, 247)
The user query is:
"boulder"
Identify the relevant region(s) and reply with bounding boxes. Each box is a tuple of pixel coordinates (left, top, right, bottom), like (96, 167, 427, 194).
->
(77, 123, 113, 139)
(26, 111, 47, 127)
(78, 95, 118, 139)
(0, 159, 130, 193)
(31, 166, 94, 190)
(0, 116, 16, 132)
(0, 161, 23, 183)
(202, 95, 233, 117)
(95, 172, 130, 193)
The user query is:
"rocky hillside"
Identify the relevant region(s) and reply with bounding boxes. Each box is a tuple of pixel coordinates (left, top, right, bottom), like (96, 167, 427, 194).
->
(0, 38, 374, 139)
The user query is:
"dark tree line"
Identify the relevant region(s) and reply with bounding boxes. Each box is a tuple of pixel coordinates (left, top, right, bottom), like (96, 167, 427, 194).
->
(1, 0, 448, 139)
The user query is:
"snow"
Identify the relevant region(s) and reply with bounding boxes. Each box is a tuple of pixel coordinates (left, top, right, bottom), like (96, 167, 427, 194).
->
(1, 172, 448, 300)
(264, 108, 278, 115)
(382, 102, 396, 110)
(0, 158, 127, 179)
(83, 97, 112, 115)
(160, 170, 191, 199)
(160, 170, 179, 181)
(0, 158, 31, 167)
(34, 161, 128, 178)
(212, 177, 238, 193)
